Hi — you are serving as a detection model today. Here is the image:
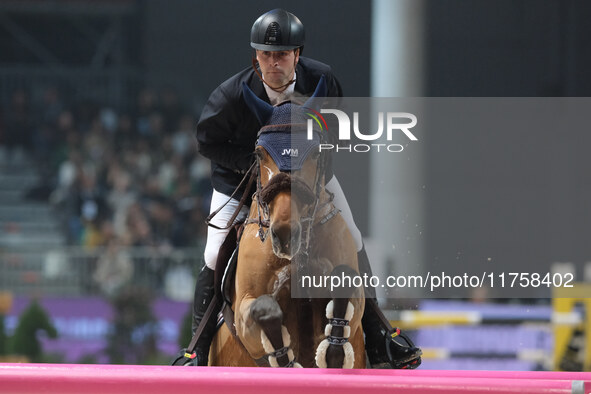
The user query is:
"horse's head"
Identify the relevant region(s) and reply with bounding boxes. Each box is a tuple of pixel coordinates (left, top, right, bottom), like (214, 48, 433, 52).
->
(255, 136, 320, 260)
(243, 77, 327, 260)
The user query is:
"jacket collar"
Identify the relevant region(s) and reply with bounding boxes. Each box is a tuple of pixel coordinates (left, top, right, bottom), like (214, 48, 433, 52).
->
(248, 72, 270, 103)
(249, 60, 310, 102)
(294, 62, 308, 94)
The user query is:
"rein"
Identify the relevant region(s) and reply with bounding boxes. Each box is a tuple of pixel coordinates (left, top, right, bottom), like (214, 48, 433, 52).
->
(252, 162, 271, 241)
(259, 173, 315, 206)
(205, 161, 258, 230)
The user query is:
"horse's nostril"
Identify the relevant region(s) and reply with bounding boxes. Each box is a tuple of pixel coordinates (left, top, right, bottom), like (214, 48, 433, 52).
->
(270, 221, 303, 259)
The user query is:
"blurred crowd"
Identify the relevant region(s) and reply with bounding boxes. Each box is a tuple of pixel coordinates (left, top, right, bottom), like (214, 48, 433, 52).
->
(0, 86, 212, 253)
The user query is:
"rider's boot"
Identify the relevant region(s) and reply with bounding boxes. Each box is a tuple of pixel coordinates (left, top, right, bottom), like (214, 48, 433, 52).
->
(357, 247, 422, 369)
(188, 265, 218, 366)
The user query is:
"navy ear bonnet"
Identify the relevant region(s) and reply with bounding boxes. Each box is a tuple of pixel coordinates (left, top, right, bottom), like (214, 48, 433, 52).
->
(242, 75, 326, 171)
(256, 102, 321, 171)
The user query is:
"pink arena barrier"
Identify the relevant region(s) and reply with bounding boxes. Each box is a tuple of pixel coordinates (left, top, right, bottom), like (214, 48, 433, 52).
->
(0, 364, 590, 394)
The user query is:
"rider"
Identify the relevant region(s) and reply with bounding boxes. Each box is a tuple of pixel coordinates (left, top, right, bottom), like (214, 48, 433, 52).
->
(189, 8, 421, 368)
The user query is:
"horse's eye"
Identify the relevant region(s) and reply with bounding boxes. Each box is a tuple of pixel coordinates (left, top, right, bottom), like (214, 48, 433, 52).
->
(310, 150, 320, 161)
(254, 148, 264, 160)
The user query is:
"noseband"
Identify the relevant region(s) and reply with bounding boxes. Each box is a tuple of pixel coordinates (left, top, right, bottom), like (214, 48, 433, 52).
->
(259, 172, 316, 206)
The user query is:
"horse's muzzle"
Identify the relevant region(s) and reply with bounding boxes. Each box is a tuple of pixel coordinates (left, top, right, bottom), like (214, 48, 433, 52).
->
(270, 220, 302, 260)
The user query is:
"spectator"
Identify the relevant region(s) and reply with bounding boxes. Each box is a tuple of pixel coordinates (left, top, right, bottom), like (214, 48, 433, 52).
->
(171, 114, 196, 158)
(93, 238, 134, 296)
(126, 202, 155, 247)
(113, 113, 135, 154)
(46, 89, 212, 252)
(106, 162, 137, 239)
(70, 167, 110, 247)
(134, 88, 159, 137)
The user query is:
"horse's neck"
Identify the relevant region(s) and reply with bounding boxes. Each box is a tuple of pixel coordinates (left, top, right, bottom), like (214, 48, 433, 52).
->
(310, 189, 334, 223)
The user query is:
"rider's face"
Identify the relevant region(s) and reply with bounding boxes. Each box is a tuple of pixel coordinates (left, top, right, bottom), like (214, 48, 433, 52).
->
(256, 49, 299, 88)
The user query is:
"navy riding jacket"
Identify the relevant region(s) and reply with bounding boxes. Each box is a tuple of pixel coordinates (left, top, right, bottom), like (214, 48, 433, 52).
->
(196, 57, 342, 197)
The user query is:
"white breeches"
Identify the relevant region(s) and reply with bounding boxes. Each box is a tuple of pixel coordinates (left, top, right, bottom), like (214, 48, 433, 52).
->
(324, 176, 363, 252)
(203, 189, 250, 270)
(203, 175, 363, 270)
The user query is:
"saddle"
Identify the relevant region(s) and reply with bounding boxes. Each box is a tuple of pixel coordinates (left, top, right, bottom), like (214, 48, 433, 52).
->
(215, 223, 241, 309)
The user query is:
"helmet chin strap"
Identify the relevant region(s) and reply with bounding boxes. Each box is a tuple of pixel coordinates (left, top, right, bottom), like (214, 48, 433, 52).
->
(251, 56, 297, 93)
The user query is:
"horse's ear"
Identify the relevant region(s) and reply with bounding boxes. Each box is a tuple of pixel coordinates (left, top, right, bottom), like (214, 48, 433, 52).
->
(303, 75, 327, 111)
(242, 82, 274, 125)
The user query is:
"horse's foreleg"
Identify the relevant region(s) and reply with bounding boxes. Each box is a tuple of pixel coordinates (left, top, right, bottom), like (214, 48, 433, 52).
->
(251, 295, 301, 367)
(236, 295, 301, 367)
(315, 298, 356, 368)
(315, 265, 363, 369)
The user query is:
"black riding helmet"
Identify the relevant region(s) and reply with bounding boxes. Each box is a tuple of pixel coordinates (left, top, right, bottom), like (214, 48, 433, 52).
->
(250, 9, 305, 53)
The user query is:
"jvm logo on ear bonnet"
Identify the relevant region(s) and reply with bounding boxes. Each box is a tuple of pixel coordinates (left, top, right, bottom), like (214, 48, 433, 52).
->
(282, 148, 299, 157)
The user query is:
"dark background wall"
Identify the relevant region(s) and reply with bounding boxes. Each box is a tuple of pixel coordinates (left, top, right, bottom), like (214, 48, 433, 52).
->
(424, 0, 591, 96)
(141, 0, 372, 108)
(421, 0, 591, 284)
(3, 1, 590, 104)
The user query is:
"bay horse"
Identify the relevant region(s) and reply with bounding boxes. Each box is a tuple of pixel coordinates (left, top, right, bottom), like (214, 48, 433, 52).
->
(209, 78, 366, 368)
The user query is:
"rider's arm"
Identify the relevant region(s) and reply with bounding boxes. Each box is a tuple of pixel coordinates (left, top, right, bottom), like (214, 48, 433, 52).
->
(326, 71, 343, 99)
(196, 86, 254, 173)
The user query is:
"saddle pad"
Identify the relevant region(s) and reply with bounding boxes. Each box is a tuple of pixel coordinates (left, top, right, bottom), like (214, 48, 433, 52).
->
(221, 246, 238, 306)
(214, 224, 239, 297)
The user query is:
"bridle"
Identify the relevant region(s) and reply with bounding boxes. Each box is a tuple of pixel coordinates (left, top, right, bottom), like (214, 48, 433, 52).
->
(246, 125, 336, 258)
